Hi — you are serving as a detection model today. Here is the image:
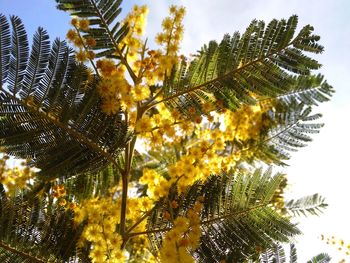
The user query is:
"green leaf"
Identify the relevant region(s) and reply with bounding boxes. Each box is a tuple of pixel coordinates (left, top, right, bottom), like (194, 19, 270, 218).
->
(0, 14, 129, 181)
(285, 194, 327, 217)
(56, 0, 127, 57)
(307, 253, 331, 263)
(160, 16, 333, 117)
(146, 168, 300, 262)
(0, 186, 85, 262)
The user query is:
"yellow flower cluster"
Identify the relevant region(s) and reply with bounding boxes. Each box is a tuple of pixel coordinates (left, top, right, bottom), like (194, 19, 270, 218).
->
(135, 104, 191, 143)
(140, 169, 171, 200)
(160, 200, 202, 263)
(51, 184, 68, 206)
(95, 58, 153, 116)
(138, 103, 274, 197)
(66, 18, 96, 63)
(73, 197, 125, 263)
(155, 5, 185, 56)
(71, 17, 90, 31)
(224, 104, 271, 142)
(73, 195, 154, 262)
(121, 5, 149, 63)
(0, 155, 34, 195)
(321, 235, 350, 260)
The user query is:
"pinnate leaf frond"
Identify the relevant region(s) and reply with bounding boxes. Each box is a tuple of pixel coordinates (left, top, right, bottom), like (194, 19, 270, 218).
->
(0, 14, 129, 181)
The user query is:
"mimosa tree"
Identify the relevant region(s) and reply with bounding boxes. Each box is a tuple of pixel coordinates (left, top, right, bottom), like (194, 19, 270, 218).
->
(0, 0, 334, 262)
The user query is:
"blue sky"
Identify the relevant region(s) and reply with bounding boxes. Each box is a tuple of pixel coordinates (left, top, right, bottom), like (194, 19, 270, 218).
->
(1, 0, 350, 261)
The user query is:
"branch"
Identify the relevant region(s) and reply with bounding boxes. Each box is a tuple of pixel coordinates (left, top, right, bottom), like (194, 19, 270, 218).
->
(128, 204, 267, 238)
(0, 241, 48, 263)
(1, 88, 122, 172)
(147, 38, 298, 110)
(201, 203, 266, 226)
(73, 25, 100, 78)
(88, 0, 137, 82)
(126, 209, 153, 235)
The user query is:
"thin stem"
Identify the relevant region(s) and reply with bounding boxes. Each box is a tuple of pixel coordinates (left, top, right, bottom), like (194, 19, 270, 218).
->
(73, 26, 100, 78)
(89, 0, 137, 82)
(128, 227, 172, 238)
(0, 241, 48, 263)
(120, 105, 143, 238)
(126, 209, 153, 235)
(128, 203, 268, 238)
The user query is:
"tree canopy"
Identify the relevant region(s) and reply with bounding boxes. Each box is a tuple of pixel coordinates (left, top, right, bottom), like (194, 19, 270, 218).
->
(0, 0, 335, 262)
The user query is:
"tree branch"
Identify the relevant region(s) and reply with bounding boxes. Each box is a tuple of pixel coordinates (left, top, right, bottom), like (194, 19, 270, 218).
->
(0, 241, 48, 263)
(1, 89, 122, 172)
(146, 39, 298, 110)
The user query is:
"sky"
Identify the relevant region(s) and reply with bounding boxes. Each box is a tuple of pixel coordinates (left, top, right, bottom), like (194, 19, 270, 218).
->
(1, 0, 350, 261)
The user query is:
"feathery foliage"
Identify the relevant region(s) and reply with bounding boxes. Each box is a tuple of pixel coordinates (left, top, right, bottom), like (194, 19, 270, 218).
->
(146, 169, 300, 262)
(56, 0, 128, 57)
(259, 244, 331, 263)
(284, 193, 327, 217)
(0, 14, 129, 181)
(0, 1, 335, 262)
(0, 184, 84, 262)
(162, 16, 334, 116)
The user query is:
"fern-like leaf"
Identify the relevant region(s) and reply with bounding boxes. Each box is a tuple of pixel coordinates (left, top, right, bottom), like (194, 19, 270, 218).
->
(145, 168, 300, 263)
(285, 194, 327, 217)
(307, 253, 331, 263)
(259, 244, 330, 263)
(290, 244, 298, 263)
(55, 0, 129, 60)
(248, 100, 325, 165)
(160, 16, 333, 116)
(0, 185, 85, 262)
(0, 15, 129, 181)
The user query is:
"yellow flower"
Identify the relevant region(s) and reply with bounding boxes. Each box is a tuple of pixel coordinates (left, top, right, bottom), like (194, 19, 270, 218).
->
(132, 85, 150, 101)
(58, 199, 66, 206)
(162, 17, 173, 30)
(135, 116, 153, 133)
(155, 33, 166, 45)
(70, 18, 79, 27)
(73, 208, 85, 224)
(84, 224, 103, 241)
(78, 19, 90, 31)
(66, 29, 77, 42)
(174, 216, 189, 233)
(90, 248, 106, 263)
(85, 37, 97, 47)
(101, 98, 120, 115)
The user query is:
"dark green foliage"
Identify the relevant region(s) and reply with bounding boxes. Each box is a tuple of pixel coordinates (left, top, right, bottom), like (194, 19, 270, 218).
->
(63, 164, 120, 201)
(259, 244, 330, 263)
(306, 253, 331, 263)
(253, 101, 326, 165)
(0, 184, 85, 262)
(147, 168, 300, 263)
(285, 194, 327, 217)
(165, 16, 334, 116)
(55, 0, 129, 59)
(290, 244, 298, 263)
(0, 2, 334, 261)
(0, 14, 129, 181)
